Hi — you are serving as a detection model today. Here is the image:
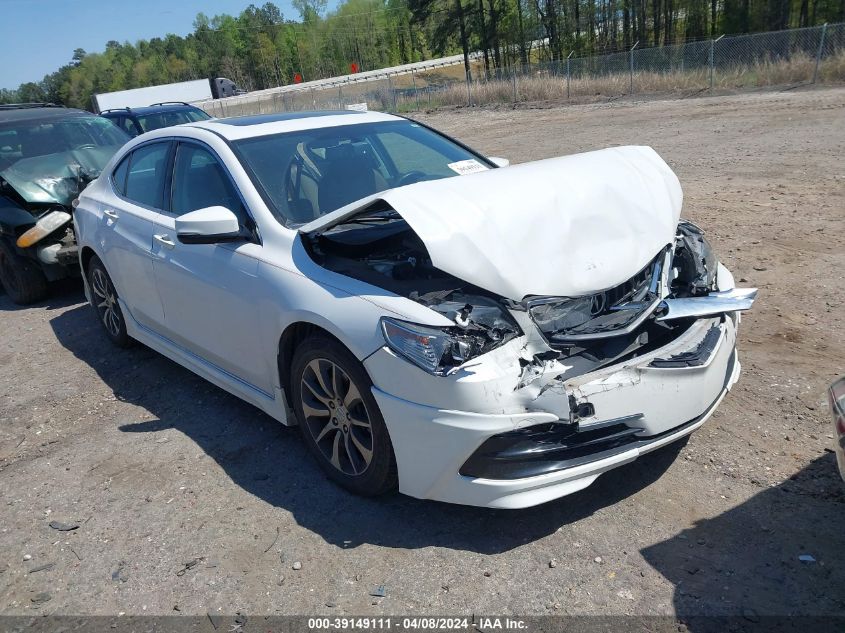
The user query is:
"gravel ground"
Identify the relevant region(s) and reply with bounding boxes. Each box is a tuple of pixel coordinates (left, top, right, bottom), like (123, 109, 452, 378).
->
(1, 86, 843, 621)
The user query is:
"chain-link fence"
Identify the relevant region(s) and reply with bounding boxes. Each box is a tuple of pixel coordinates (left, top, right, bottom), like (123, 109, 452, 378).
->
(197, 22, 845, 117)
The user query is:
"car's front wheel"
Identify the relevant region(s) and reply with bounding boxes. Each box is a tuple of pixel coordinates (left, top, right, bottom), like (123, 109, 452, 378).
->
(0, 239, 48, 305)
(291, 335, 397, 496)
(87, 256, 132, 348)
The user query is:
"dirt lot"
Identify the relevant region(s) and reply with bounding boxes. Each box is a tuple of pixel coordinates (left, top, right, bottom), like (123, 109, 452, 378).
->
(1, 87, 844, 622)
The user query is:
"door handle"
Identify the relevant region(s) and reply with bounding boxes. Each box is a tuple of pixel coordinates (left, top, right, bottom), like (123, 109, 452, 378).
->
(154, 234, 176, 249)
(103, 209, 119, 220)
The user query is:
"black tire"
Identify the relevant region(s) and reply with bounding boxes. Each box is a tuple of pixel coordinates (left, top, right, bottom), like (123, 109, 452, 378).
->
(290, 335, 397, 496)
(86, 256, 132, 348)
(0, 238, 48, 305)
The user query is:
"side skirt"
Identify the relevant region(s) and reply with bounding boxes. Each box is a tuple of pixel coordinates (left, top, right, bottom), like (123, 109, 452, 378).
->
(120, 298, 293, 425)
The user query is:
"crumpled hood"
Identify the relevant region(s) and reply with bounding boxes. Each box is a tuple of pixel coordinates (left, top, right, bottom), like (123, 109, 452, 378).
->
(0, 146, 119, 207)
(302, 145, 682, 301)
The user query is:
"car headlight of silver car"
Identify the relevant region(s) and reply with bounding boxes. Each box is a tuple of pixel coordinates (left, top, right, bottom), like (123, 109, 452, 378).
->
(380, 294, 521, 375)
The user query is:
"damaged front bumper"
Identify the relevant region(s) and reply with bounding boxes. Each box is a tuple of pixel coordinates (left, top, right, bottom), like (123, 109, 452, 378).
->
(365, 311, 742, 509)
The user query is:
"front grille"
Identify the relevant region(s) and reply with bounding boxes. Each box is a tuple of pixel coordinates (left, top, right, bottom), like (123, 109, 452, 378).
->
(528, 249, 666, 345)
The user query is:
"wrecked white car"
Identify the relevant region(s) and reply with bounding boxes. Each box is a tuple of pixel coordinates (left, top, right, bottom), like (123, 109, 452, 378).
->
(73, 110, 756, 508)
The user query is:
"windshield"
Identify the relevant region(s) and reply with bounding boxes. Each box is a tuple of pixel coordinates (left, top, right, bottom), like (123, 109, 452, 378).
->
(0, 115, 128, 172)
(233, 120, 491, 225)
(136, 108, 211, 133)
(0, 115, 129, 205)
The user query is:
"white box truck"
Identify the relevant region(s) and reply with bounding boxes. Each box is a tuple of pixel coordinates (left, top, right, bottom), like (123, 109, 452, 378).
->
(92, 78, 243, 113)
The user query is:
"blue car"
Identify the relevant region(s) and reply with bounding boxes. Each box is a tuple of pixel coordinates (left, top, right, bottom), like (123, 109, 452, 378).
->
(100, 102, 211, 137)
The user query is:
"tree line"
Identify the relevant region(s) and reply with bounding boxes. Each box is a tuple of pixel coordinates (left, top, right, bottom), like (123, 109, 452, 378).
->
(1, 0, 841, 109)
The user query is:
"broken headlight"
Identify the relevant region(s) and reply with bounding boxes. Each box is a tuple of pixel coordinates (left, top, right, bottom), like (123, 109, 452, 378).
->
(16, 209, 72, 248)
(381, 295, 520, 375)
(673, 220, 717, 296)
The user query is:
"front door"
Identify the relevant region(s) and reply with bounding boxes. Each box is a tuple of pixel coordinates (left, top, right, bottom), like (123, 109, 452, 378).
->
(149, 141, 272, 395)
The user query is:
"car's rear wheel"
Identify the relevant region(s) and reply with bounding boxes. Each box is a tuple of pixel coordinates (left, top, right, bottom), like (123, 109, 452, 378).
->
(291, 335, 397, 496)
(87, 256, 132, 348)
(0, 239, 48, 305)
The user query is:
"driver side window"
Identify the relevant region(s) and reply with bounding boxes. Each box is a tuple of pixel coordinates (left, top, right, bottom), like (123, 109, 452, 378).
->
(170, 144, 248, 227)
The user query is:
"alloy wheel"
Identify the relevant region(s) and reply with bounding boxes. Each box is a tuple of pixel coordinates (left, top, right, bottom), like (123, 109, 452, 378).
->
(91, 268, 121, 338)
(299, 358, 374, 476)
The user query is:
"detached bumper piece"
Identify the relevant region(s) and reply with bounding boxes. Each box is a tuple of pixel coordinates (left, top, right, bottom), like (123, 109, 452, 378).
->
(461, 350, 736, 480)
(649, 323, 721, 368)
(657, 287, 757, 321)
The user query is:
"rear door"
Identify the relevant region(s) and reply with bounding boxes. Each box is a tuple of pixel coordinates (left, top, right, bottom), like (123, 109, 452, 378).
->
(99, 141, 171, 329)
(148, 140, 271, 394)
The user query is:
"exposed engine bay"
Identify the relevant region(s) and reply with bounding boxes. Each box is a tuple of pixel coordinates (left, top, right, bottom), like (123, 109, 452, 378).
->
(303, 204, 754, 379)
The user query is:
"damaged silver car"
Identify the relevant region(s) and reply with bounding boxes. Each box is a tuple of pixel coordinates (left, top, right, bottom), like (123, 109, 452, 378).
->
(73, 110, 757, 508)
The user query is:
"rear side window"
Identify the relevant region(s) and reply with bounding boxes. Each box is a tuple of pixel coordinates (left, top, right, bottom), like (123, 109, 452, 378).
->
(112, 155, 130, 196)
(124, 142, 171, 209)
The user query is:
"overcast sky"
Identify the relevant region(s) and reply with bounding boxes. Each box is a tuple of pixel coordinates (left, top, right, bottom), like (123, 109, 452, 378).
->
(1, 0, 339, 89)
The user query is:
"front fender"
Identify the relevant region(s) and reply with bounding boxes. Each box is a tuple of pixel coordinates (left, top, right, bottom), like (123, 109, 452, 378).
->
(0, 197, 36, 237)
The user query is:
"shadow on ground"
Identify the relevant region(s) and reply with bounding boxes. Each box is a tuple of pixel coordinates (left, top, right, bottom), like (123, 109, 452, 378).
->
(49, 302, 692, 554)
(0, 278, 84, 312)
(642, 454, 845, 630)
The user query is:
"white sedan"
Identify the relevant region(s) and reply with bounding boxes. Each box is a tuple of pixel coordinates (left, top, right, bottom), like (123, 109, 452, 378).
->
(74, 110, 756, 508)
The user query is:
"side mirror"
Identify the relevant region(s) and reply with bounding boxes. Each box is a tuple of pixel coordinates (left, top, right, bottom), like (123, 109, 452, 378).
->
(489, 156, 510, 168)
(175, 206, 242, 245)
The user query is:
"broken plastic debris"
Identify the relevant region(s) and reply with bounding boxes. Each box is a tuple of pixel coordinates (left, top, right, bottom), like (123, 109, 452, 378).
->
(176, 557, 203, 576)
(48, 521, 79, 531)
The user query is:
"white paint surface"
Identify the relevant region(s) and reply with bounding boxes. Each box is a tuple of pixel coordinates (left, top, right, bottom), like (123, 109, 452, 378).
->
(304, 145, 682, 301)
(93, 79, 213, 112)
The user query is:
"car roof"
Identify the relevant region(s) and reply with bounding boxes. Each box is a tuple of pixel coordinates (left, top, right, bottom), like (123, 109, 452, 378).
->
(185, 109, 403, 141)
(0, 106, 93, 124)
(101, 103, 203, 117)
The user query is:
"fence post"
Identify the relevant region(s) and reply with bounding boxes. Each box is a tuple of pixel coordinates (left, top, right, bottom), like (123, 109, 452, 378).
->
(511, 67, 517, 102)
(630, 41, 639, 94)
(566, 50, 573, 100)
(709, 39, 714, 91)
(709, 34, 724, 92)
(813, 23, 828, 84)
(412, 69, 420, 110)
